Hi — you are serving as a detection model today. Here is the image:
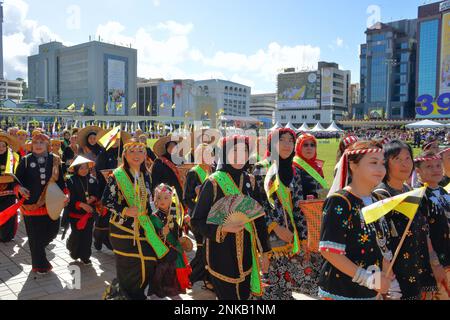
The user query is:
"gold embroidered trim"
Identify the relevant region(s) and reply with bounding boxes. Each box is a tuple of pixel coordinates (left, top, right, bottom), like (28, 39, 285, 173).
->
(110, 233, 146, 241)
(236, 230, 244, 276)
(113, 250, 156, 261)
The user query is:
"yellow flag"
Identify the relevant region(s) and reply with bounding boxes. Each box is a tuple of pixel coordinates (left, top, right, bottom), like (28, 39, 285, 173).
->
(98, 126, 121, 151)
(92, 103, 96, 112)
(445, 183, 450, 193)
(160, 103, 165, 109)
(81, 104, 85, 112)
(362, 187, 426, 224)
(147, 104, 151, 113)
(105, 102, 109, 113)
(117, 103, 123, 111)
(131, 102, 137, 109)
(171, 103, 176, 110)
(67, 103, 76, 111)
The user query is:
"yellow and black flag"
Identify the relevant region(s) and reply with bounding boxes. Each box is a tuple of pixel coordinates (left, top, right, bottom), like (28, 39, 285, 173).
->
(361, 187, 426, 224)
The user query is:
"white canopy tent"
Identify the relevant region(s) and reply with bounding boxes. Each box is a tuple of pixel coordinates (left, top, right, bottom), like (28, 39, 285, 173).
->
(325, 121, 344, 133)
(285, 122, 299, 132)
(405, 120, 445, 129)
(310, 122, 326, 132)
(270, 122, 284, 131)
(298, 123, 311, 132)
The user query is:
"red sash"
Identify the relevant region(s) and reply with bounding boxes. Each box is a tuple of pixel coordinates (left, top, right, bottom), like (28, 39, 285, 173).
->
(69, 212, 93, 230)
(160, 156, 183, 190)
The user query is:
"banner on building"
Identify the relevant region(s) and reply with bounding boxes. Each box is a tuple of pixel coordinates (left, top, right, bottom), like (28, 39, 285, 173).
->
(440, 12, 450, 95)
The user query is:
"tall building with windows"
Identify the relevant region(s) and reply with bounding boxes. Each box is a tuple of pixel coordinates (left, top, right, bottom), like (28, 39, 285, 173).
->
(355, 19, 417, 119)
(0, 79, 23, 102)
(137, 78, 197, 118)
(195, 79, 251, 117)
(274, 62, 350, 126)
(28, 41, 137, 115)
(249, 93, 276, 127)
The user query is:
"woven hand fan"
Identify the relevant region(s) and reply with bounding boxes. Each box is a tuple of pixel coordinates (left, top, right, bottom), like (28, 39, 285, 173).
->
(207, 195, 265, 226)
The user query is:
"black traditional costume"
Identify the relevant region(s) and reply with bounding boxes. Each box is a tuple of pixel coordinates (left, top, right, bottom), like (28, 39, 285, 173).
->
(374, 183, 437, 299)
(102, 163, 167, 300)
(66, 158, 101, 263)
(0, 134, 20, 242)
(183, 165, 212, 287)
(191, 136, 271, 300)
(14, 134, 68, 273)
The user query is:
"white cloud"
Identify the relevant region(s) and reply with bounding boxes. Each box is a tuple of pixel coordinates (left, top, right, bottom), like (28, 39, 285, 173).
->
(201, 42, 321, 83)
(3, 0, 61, 80)
(96, 20, 194, 80)
(152, 0, 161, 7)
(157, 20, 194, 36)
(2, 0, 322, 93)
(336, 37, 344, 48)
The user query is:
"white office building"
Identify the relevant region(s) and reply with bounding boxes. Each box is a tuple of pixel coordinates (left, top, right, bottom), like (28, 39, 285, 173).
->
(195, 79, 251, 117)
(249, 93, 276, 127)
(0, 79, 23, 102)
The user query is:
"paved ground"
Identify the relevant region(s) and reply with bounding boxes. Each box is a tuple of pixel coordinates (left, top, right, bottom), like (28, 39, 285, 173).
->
(0, 217, 314, 300)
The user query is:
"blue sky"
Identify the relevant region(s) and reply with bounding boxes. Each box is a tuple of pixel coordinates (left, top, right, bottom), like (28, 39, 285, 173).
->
(4, 0, 428, 93)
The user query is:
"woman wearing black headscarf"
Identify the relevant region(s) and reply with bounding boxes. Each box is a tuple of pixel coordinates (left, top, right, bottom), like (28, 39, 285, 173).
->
(191, 135, 271, 300)
(78, 129, 103, 162)
(254, 128, 323, 300)
(151, 136, 184, 200)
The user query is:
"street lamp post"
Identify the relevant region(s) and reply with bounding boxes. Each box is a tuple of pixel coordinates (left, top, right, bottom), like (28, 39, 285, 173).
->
(385, 58, 399, 120)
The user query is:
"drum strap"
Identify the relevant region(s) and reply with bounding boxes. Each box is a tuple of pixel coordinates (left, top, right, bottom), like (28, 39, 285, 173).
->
(160, 156, 183, 191)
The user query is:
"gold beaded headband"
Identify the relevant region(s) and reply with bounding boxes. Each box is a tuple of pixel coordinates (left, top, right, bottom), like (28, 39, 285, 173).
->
(123, 142, 146, 152)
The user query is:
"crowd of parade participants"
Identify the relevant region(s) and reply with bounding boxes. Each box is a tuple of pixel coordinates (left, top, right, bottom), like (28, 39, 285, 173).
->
(0, 124, 448, 301)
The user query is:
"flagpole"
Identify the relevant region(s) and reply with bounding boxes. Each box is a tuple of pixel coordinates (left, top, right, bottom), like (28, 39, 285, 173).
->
(376, 218, 414, 300)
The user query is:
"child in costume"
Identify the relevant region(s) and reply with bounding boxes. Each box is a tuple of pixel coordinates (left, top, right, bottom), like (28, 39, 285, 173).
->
(150, 183, 192, 298)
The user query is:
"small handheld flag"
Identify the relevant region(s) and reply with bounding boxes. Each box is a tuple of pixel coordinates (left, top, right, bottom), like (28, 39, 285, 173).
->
(98, 126, 121, 151)
(361, 187, 426, 224)
(67, 103, 76, 111)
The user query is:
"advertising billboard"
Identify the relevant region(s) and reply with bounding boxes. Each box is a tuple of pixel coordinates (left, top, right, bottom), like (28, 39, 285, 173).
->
(440, 12, 450, 95)
(107, 58, 126, 115)
(416, 93, 450, 119)
(277, 71, 319, 109)
(321, 68, 333, 107)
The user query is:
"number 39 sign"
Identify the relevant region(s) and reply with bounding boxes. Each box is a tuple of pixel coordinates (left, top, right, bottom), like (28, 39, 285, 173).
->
(416, 94, 450, 117)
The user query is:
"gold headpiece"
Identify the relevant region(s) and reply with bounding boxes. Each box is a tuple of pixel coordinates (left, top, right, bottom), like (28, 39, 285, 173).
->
(123, 142, 146, 152)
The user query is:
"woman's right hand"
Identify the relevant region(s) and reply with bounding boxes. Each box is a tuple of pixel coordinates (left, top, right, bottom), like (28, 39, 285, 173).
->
(274, 225, 294, 243)
(124, 207, 139, 218)
(376, 272, 394, 295)
(18, 187, 30, 200)
(222, 221, 246, 234)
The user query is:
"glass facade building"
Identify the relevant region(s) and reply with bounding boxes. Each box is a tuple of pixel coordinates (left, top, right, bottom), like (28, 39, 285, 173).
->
(355, 19, 417, 119)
